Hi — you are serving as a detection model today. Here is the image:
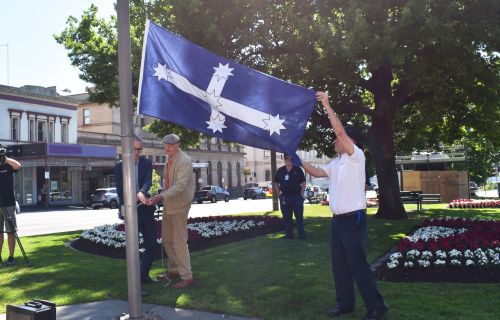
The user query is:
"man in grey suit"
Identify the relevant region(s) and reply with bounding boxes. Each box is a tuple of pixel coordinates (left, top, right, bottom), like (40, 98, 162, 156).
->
(149, 134, 195, 289)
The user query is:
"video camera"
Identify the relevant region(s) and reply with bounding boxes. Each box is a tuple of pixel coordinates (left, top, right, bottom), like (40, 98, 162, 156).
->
(0, 145, 7, 164)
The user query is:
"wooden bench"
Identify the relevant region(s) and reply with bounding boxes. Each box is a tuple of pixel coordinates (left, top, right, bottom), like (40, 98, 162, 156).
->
(400, 191, 423, 211)
(420, 194, 442, 206)
(400, 192, 442, 211)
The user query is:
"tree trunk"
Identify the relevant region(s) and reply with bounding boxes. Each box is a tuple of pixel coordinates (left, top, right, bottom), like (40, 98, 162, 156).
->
(366, 117, 407, 219)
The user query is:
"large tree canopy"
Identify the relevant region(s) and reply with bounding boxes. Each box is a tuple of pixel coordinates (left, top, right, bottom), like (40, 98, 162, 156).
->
(56, 0, 500, 218)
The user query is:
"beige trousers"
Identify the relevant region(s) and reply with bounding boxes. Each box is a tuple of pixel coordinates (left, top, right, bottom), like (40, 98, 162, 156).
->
(162, 211, 192, 280)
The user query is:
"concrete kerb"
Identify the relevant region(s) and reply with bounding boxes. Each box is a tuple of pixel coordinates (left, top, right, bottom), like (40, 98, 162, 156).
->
(0, 299, 258, 320)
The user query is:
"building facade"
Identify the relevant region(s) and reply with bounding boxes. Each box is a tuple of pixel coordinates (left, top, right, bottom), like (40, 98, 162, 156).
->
(0, 85, 116, 207)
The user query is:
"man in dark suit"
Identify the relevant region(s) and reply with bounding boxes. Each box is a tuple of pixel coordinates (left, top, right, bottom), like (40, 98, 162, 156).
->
(114, 136, 157, 283)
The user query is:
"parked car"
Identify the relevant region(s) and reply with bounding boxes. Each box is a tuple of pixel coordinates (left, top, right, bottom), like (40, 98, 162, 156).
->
(303, 185, 328, 204)
(469, 181, 479, 196)
(195, 185, 230, 203)
(89, 187, 120, 209)
(243, 187, 266, 200)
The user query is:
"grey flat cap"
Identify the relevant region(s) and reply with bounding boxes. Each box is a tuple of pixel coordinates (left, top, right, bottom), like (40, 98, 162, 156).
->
(163, 133, 180, 144)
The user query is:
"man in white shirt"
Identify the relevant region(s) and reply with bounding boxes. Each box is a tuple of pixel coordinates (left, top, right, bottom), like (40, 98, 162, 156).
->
(299, 91, 388, 320)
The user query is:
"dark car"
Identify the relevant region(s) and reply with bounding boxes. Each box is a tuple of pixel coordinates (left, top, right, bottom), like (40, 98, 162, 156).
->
(243, 187, 266, 200)
(469, 182, 479, 196)
(195, 185, 230, 203)
(90, 187, 120, 209)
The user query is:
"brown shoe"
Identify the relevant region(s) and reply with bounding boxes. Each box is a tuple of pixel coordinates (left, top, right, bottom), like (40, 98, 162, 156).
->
(172, 278, 194, 289)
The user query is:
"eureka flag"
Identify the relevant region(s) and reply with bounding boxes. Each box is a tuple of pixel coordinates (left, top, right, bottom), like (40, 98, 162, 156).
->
(137, 20, 316, 154)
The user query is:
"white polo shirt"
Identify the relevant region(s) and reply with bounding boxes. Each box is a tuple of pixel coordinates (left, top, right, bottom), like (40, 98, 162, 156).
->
(322, 145, 366, 215)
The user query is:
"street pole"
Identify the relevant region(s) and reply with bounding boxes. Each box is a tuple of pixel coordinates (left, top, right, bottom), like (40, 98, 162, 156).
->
(117, 0, 144, 319)
(271, 150, 279, 211)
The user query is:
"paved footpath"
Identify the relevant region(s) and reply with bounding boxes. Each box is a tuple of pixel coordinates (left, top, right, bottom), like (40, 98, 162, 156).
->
(0, 299, 258, 320)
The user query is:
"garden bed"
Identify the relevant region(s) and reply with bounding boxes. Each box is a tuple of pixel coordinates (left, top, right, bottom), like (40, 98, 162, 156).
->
(71, 215, 284, 260)
(375, 217, 500, 283)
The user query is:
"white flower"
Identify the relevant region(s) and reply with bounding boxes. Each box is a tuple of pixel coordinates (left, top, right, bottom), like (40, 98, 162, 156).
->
(421, 251, 433, 260)
(418, 260, 431, 267)
(406, 250, 421, 260)
(407, 226, 466, 242)
(435, 250, 447, 259)
(387, 261, 399, 269)
(448, 249, 462, 258)
(389, 252, 403, 260)
(464, 250, 474, 258)
(478, 256, 489, 266)
(465, 259, 475, 266)
(451, 259, 461, 266)
(434, 259, 446, 266)
(404, 261, 414, 268)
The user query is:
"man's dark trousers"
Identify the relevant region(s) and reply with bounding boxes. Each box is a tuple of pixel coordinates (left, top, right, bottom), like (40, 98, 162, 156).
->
(280, 195, 306, 238)
(330, 210, 385, 312)
(138, 204, 157, 279)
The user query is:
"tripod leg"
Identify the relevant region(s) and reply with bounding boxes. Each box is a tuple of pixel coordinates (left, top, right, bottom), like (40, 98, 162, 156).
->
(12, 230, 31, 267)
(1, 208, 31, 267)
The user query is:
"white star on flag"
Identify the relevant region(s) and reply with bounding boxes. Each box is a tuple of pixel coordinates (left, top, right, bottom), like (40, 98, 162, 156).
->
(206, 115, 227, 133)
(213, 63, 234, 81)
(152, 63, 171, 81)
(263, 114, 286, 135)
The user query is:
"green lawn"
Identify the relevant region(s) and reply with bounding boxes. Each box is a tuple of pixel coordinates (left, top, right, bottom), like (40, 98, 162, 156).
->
(1, 204, 499, 319)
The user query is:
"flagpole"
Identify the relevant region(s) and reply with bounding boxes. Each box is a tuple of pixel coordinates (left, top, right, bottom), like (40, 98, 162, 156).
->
(117, 0, 144, 319)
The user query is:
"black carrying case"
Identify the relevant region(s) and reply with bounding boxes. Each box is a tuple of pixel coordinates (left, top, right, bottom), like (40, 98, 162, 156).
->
(6, 299, 56, 320)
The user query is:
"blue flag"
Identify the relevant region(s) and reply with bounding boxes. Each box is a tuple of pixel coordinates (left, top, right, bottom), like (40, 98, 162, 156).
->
(138, 20, 316, 154)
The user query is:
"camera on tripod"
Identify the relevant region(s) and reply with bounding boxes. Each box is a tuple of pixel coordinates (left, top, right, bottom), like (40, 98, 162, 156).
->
(0, 145, 6, 163)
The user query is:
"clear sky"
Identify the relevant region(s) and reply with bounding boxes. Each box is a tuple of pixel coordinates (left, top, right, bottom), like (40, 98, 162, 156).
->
(0, 0, 116, 95)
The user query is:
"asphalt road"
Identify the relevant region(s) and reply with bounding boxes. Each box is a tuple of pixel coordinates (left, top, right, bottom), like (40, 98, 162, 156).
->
(16, 198, 276, 237)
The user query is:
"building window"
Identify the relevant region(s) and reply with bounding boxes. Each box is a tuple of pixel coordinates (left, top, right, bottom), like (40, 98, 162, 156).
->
(37, 120, 47, 142)
(264, 150, 270, 158)
(49, 167, 72, 202)
(49, 120, 55, 142)
(11, 117, 20, 141)
(29, 119, 36, 141)
(61, 122, 69, 143)
(83, 109, 90, 125)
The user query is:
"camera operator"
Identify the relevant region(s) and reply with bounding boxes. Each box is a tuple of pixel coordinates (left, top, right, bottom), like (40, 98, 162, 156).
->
(0, 146, 22, 267)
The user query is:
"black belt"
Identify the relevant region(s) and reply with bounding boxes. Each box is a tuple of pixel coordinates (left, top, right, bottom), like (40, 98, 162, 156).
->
(334, 209, 365, 218)
(282, 194, 300, 197)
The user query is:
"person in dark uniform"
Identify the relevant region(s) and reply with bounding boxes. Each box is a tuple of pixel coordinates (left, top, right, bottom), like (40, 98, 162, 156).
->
(114, 136, 157, 283)
(274, 153, 307, 239)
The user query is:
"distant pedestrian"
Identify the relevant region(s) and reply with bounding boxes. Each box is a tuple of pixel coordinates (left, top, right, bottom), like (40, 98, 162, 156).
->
(298, 91, 388, 320)
(274, 154, 307, 239)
